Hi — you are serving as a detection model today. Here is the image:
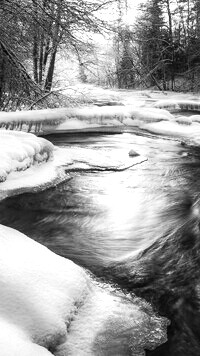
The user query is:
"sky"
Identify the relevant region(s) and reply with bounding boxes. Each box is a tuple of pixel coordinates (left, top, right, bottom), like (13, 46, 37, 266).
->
(124, 0, 146, 24)
(99, 0, 146, 25)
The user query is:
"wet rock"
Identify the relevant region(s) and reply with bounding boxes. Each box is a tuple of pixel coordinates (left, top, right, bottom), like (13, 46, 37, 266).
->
(129, 149, 139, 157)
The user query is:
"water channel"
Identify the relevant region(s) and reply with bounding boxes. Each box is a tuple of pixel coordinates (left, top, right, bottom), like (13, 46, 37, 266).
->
(1, 130, 200, 355)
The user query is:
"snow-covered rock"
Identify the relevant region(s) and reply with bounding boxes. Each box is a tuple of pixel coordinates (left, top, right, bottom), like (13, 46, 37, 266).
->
(0, 131, 54, 182)
(128, 107, 173, 122)
(153, 99, 200, 112)
(0, 224, 168, 355)
(175, 116, 192, 125)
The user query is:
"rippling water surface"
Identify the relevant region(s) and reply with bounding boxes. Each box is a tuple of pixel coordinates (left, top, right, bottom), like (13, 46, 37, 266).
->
(1, 131, 200, 355)
(0, 132, 200, 270)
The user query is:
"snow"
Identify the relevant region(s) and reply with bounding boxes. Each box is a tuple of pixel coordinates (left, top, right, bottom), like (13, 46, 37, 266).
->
(153, 99, 200, 112)
(0, 131, 54, 182)
(0, 224, 168, 355)
(42, 106, 173, 134)
(1, 86, 200, 138)
(0, 131, 70, 201)
(141, 120, 200, 144)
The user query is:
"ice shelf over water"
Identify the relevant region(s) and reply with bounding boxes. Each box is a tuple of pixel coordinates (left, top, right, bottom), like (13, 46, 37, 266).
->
(0, 224, 168, 355)
(1, 88, 200, 145)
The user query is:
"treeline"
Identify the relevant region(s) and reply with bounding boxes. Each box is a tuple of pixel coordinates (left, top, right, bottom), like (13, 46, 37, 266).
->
(115, 0, 200, 91)
(1, 0, 198, 110)
(0, 0, 109, 110)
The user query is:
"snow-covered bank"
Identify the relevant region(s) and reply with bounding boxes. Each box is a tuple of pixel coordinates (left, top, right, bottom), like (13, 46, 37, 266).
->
(0, 105, 172, 135)
(0, 224, 168, 355)
(0, 108, 67, 132)
(0, 131, 69, 200)
(0, 131, 54, 182)
(153, 99, 200, 112)
(1, 86, 200, 143)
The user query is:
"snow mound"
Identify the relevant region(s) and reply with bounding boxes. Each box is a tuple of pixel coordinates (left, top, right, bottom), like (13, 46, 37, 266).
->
(45, 107, 172, 134)
(0, 106, 173, 135)
(153, 99, 200, 112)
(128, 107, 173, 122)
(175, 116, 192, 125)
(141, 120, 200, 144)
(0, 131, 54, 183)
(189, 114, 200, 123)
(0, 224, 168, 355)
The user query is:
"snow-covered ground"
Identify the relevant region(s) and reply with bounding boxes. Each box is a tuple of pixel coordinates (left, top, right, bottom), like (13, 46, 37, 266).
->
(0, 224, 168, 355)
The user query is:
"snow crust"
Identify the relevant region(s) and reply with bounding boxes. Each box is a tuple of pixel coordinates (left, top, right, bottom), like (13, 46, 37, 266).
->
(0, 131, 54, 182)
(0, 224, 168, 355)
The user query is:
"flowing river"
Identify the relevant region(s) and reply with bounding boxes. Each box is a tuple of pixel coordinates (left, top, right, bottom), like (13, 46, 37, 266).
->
(1, 130, 200, 355)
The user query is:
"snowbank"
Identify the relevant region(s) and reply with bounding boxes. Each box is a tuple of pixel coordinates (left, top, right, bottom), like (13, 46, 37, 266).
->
(45, 106, 172, 134)
(0, 131, 54, 183)
(141, 120, 200, 144)
(0, 224, 168, 355)
(0, 131, 70, 201)
(0, 108, 67, 132)
(2, 88, 200, 144)
(0, 106, 173, 135)
(153, 99, 200, 112)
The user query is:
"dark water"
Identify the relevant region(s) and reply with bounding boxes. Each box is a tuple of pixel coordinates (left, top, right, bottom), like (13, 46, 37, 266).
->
(1, 132, 200, 355)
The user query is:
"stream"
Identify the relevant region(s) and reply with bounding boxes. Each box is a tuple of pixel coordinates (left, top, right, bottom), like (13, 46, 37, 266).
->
(1, 130, 200, 355)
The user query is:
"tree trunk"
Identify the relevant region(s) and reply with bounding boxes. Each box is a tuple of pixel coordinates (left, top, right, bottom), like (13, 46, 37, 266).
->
(0, 46, 5, 104)
(165, 0, 175, 90)
(32, 0, 39, 83)
(44, 0, 62, 91)
(44, 49, 57, 92)
(33, 35, 39, 83)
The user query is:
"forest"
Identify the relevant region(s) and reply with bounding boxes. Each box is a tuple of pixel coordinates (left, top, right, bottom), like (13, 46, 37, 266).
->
(0, 0, 199, 110)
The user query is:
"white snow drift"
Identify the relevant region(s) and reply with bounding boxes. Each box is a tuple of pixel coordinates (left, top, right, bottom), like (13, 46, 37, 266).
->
(0, 105, 173, 135)
(0, 224, 168, 356)
(0, 131, 54, 183)
(153, 99, 200, 112)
